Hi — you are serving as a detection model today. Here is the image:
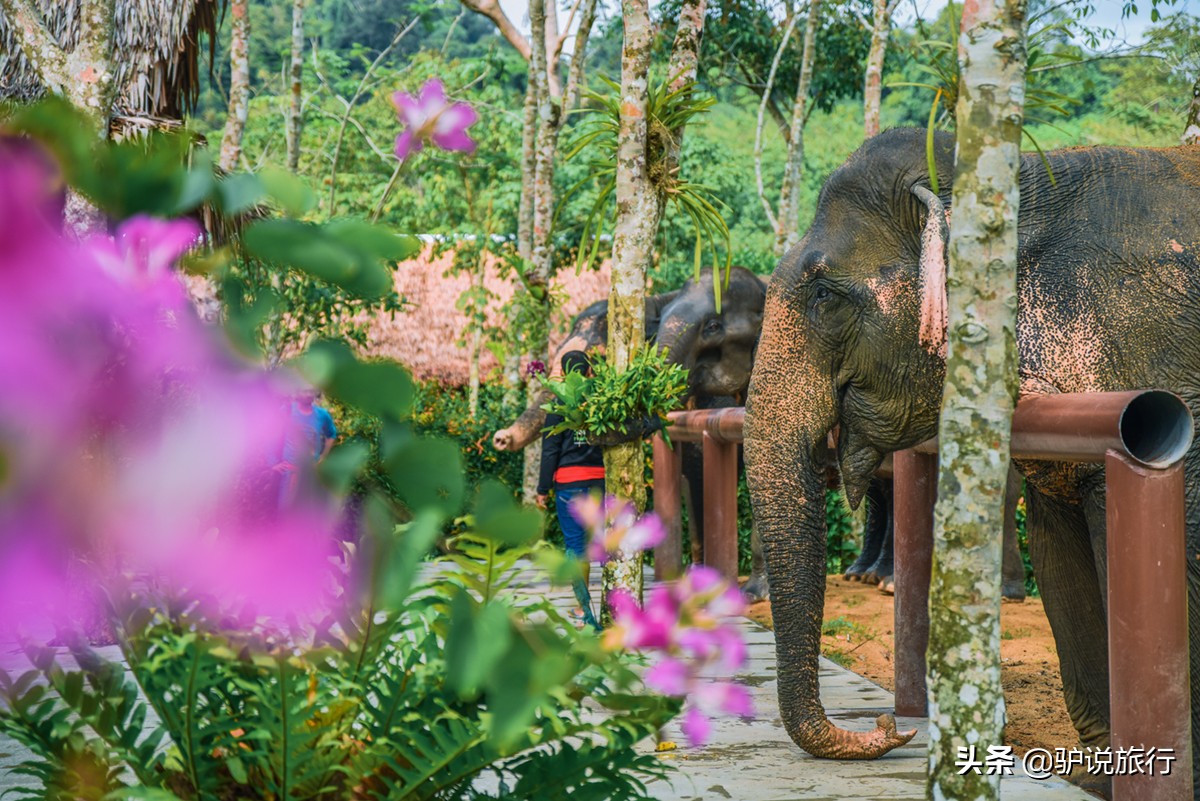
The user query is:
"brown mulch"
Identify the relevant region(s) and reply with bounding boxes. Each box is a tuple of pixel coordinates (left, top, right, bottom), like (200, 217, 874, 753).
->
(743, 575, 1079, 756)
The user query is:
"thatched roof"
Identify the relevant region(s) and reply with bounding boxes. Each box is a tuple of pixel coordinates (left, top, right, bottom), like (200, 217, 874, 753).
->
(0, 0, 224, 126)
(368, 248, 611, 386)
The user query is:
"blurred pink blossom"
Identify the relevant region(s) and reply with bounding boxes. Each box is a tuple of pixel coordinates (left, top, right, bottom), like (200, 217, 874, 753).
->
(579, 494, 753, 747)
(570, 494, 666, 563)
(392, 79, 478, 161)
(0, 152, 340, 636)
(91, 215, 201, 299)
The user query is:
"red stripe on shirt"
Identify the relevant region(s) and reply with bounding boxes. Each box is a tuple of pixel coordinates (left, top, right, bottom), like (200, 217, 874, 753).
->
(555, 466, 605, 484)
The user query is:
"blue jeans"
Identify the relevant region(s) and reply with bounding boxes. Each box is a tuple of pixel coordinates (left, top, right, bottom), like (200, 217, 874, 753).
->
(555, 485, 595, 559)
(555, 485, 600, 630)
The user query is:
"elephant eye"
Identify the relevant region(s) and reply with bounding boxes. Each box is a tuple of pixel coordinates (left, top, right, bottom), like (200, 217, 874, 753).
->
(703, 319, 722, 336)
(813, 285, 831, 301)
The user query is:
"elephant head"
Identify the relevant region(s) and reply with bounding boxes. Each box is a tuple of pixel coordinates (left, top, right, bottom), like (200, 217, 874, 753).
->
(744, 128, 956, 758)
(654, 267, 766, 402)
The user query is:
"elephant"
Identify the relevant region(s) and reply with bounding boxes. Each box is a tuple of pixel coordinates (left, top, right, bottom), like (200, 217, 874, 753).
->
(494, 267, 768, 588)
(844, 467, 1027, 602)
(743, 127, 1200, 796)
(653, 267, 768, 595)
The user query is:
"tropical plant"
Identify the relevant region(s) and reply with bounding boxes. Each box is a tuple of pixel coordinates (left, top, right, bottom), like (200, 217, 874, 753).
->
(562, 76, 732, 298)
(0, 517, 677, 800)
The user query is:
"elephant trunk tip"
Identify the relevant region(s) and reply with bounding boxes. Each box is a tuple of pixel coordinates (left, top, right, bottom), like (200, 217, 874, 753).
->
(789, 712, 916, 760)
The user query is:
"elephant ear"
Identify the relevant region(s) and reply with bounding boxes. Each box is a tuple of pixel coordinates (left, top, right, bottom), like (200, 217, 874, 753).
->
(911, 185, 949, 357)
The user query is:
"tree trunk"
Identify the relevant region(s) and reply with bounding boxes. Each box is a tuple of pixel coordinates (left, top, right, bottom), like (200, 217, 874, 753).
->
(863, 0, 892, 139)
(468, 253, 485, 418)
(667, 0, 707, 93)
(529, 0, 560, 292)
(658, 0, 707, 220)
(1183, 74, 1200, 146)
(0, 0, 116, 238)
(754, 12, 798, 236)
(774, 0, 819, 257)
(562, 0, 599, 113)
(601, 0, 656, 625)
(505, 82, 538, 411)
(220, 0, 251, 173)
(519, 0, 561, 503)
(286, 0, 306, 172)
(926, 1, 1027, 798)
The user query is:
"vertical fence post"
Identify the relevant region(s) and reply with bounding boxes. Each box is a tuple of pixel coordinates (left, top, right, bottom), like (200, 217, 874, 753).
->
(702, 431, 739, 582)
(893, 448, 936, 718)
(1105, 451, 1192, 801)
(652, 433, 683, 581)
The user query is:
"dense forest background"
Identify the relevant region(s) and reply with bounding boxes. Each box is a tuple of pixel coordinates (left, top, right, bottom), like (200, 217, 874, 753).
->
(189, 0, 1199, 291)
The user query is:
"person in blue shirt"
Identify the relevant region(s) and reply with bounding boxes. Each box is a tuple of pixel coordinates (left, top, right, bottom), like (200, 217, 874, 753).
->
(275, 388, 337, 506)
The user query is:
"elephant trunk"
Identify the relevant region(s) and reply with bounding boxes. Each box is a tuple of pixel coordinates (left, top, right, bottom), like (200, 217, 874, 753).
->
(655, 316, 699, 393)
(492, 387, 552, 452)
(744, 297, 915, 760)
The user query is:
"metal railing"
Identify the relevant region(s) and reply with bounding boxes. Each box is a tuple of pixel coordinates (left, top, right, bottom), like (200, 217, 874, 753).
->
(651, 391, 1194, 801)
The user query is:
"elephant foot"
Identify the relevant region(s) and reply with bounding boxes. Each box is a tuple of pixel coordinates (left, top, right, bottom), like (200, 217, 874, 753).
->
(1001, 579, 1026, 603)
(878, 576, 895, 596)
(1064, 762, 1111, 800)
(842, 557, 876, 582)
(861, 562, 893, 587)
(742, 571, 770, 603)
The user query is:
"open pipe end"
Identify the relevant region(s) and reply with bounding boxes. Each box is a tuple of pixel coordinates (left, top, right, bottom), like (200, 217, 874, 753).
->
(1119, 390, 1194, 468)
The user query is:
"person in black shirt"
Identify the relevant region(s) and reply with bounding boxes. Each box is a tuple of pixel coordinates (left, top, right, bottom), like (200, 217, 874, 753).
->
(536, 350, 604, 626)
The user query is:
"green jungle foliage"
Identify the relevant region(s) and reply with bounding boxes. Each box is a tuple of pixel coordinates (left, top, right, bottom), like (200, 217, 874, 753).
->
(412, 384, 525, 495)
(192, 1, 1197, 294)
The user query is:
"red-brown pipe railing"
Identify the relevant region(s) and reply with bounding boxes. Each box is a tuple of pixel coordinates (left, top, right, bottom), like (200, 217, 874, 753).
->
(654, 391, 1194, 801)
(653, 407, 745, 582)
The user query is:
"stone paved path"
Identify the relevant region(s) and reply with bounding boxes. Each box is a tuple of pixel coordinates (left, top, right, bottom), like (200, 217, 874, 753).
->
(0, 569, 1092, 799)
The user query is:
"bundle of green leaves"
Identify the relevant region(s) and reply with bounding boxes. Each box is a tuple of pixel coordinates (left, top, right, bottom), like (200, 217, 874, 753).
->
(539, 345, 689, 443)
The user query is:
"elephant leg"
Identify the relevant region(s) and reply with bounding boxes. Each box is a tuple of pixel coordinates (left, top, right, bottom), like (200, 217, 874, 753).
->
(681, 442, 705, 566)
(862, 478, 895, 586)
(739, 444, 770, 601)
(742, 523, 770, 602)
(844, 477, 887, 581)
(1001, 465, 1026, 602)
(1025, 487, 1111, 758)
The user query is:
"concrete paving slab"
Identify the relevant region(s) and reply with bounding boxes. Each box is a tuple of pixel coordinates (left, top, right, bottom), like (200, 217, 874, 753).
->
(636, 617, 1092, 800)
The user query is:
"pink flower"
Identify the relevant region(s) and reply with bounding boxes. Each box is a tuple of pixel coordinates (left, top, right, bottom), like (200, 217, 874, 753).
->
(644, 656, 689, 695)
(92, 215, 201, 292)
(681, 707, 711, 748)
(573, 493, 754, 747)
(694, 681, 755, 718)
(526, 360, 547, 377)
(0, 151, 342, 635)
(392, 79, 478, 160)
(574, 495, 666, 563)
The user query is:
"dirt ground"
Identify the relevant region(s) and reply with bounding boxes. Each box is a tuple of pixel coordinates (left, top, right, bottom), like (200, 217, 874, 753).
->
(744, 575, 1079, 756)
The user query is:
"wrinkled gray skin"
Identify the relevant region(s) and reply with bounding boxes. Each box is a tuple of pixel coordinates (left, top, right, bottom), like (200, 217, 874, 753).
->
(744, 127, 1200, 796)
(654, 268, 767, 595)
(845, 468, 1026, 602)
(494, 268, 768, 589)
